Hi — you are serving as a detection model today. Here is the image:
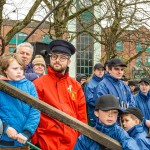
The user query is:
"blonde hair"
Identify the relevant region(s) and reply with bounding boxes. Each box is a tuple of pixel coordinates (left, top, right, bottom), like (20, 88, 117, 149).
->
(0, 53, 26, 77)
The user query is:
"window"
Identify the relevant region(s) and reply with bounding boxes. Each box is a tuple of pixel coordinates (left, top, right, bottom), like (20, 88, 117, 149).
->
(41, 34, 54, 44)
(8, 47, 16, 53)
(77, 0, 93, 24)
(136, 56, 142, 67)
(9, 32, 28, 45)
(136, 41, 142, 52)
(76, 0, 94, 77)
(116, 40, 123, 51)
(145, 55, 150, 66)
(145, 41, 150, 52)
(76, 33, 93, 77)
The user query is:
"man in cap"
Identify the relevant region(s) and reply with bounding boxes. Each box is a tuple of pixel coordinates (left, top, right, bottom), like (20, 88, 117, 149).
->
(32, 40, 87, 150)
(84, 63, 105, 126)
(92, 58, 134, 126)
(134, 78, 150, 133)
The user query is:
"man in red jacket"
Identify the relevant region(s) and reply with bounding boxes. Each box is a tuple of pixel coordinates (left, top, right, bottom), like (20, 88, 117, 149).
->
(32, 40, 87, 150)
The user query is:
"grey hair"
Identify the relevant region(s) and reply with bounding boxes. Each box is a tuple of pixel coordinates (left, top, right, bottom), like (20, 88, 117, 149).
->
(16, 42, 34, 55)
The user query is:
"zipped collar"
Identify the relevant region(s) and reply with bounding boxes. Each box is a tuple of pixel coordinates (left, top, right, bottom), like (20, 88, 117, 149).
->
(48, 66, 69, 80)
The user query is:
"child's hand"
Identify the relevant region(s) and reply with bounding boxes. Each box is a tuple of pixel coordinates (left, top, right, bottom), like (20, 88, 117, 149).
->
(16, 133, 28, 144)
(6, 127, 18, 140)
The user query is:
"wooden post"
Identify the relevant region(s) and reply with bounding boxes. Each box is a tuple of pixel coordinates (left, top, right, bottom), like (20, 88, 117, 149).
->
(0, 80, 122, 150)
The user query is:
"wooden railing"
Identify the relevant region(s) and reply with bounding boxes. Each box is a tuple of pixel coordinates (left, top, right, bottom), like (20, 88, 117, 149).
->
(0, 80, 122, 150)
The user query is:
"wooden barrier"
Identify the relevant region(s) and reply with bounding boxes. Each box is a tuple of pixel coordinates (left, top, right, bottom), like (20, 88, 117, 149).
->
(0, 80, 122, 150)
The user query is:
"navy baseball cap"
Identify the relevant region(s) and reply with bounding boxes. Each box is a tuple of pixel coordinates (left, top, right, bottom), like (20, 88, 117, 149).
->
(49, 40, 76, 56)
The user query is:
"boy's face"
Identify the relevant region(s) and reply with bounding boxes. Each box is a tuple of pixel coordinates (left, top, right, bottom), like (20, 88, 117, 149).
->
(140, 82, 150, 95)
(94, 68, 105, 78)
(4, 59, 24, 81)
(80, 78, 87, 85)
(109, 66, 125, 79)
(94, 109, 118, 125)
(121, 115, 138, 131)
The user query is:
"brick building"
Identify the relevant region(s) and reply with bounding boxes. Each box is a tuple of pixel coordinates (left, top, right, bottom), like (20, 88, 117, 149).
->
(2, 19, 150, 79)
(101, 26, 150, 80)
(2, 19, 55, 53)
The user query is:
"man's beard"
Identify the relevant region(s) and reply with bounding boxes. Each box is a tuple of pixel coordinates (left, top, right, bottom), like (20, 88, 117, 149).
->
(50, 63, 66, 74)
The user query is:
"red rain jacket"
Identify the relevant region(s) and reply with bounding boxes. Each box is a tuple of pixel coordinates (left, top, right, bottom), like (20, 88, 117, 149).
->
(32, 67, 87, 150)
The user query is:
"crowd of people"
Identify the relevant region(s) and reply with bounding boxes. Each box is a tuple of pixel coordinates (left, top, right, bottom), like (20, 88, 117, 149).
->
(0, 36, 150, 150)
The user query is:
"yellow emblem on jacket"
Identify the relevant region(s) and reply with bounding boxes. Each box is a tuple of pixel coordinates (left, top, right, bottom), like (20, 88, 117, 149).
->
(68, 85, 77, 100)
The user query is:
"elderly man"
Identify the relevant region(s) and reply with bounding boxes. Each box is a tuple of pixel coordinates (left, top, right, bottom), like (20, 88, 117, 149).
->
(16, 42, 41, 81)
(32, 40, 87, 150)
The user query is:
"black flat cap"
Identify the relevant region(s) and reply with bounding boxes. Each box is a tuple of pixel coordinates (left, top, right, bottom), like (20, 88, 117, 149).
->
(122, 107, 143, 122)
(49, 40, 76, 56)
(139, 78, 150, 84)
(128, 81, 137, 86)
(94, 63, 104, 70)
(95, 94, 121, 112)
(108, 58, 127, 68)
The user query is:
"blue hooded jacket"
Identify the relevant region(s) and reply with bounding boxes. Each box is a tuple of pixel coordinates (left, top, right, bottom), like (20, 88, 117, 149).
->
(84, 74, 103, 126)
(127, 124, 150, 149)
(94, 73, 135, 109)
(74, 121, 140, 150)
(0, 78, 40, 148)
(134, 91, 150, 133)
(134, 91, 150, 121)
(24, 63, 41, 81)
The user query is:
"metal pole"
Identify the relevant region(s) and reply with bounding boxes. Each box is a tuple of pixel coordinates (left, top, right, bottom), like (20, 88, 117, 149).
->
(16, 9, 18, 47)
(23, 0, 65, 42)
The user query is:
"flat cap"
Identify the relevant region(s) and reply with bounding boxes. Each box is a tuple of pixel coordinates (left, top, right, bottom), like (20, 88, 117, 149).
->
(122, 107, 143, 122)
(95, 94, 122, 113)
(49, 40, 76, 56)
(94, 63, 104, 70)
(108, 58, 127, 68)
(139, 78, 150, 84)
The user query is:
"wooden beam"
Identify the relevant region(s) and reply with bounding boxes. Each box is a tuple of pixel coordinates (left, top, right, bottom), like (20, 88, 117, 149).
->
(0, 80, 122, 150)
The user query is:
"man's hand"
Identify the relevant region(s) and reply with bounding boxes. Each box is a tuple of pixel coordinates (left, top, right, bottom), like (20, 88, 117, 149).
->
(16, 133, 28, 144)
(6, 127, 18, 140)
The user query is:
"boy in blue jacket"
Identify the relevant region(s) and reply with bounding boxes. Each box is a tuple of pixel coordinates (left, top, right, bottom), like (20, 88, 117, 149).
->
(0, 53, 40, 149)
(74, 94, 140, 150)
(121, 107, 150, 149)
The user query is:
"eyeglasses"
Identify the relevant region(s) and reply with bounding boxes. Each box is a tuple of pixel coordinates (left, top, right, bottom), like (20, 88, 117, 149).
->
(113, 67, 124, 71)
(50, 54, 70, 62)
